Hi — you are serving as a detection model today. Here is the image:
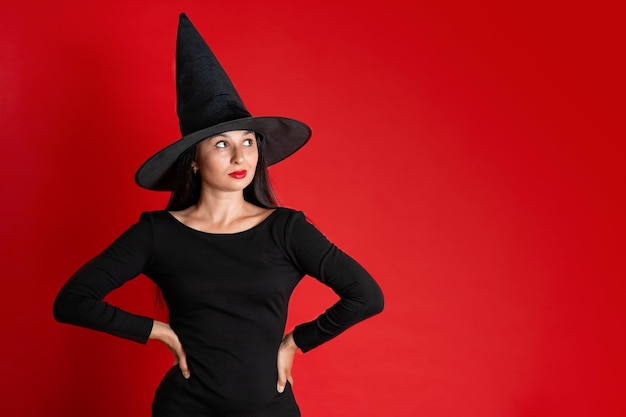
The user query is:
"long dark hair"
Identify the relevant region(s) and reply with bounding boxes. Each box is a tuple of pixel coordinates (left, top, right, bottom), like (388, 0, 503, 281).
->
(165, 133, 279, 211)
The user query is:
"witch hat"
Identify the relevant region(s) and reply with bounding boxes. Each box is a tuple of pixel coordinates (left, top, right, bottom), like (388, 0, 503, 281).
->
(135, 13, 311, 191)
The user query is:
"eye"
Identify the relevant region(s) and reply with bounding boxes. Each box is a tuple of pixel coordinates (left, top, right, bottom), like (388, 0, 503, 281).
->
(243, 138, 254, 146)
(215, 140, 227, 148)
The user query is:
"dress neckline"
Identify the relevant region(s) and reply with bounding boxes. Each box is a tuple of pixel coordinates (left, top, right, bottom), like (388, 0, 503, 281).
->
(164, 208, 279, 237)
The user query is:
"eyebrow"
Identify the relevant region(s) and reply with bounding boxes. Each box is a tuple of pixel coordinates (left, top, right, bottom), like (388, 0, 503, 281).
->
(214, 130, 255, 138)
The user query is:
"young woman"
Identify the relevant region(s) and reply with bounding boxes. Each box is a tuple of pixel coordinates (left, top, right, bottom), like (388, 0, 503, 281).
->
(53, 14, 383, 417)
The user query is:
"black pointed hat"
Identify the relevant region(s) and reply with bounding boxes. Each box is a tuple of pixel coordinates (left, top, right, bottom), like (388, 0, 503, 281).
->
(135, 13, 311, 191)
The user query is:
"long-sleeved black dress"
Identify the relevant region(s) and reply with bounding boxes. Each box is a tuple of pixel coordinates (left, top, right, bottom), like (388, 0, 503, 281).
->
(53, 208, 383, 417)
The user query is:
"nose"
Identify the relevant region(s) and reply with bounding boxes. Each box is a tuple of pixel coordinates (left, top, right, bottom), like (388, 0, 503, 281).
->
(231, 146, 244, 164)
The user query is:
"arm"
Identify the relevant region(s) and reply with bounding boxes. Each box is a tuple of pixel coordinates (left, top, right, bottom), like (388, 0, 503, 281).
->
(52, 212, 155, 343)
(286, 211, 384, 353)
(54, 213, 191, 377)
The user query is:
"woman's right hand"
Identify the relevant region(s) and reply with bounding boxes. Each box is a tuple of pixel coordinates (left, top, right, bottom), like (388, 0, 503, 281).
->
(149, 320, 190, 379)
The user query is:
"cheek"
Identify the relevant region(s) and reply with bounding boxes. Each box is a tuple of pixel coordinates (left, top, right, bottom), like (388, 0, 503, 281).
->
(201, 153, 227, 171)
(247, 149, 259, 167)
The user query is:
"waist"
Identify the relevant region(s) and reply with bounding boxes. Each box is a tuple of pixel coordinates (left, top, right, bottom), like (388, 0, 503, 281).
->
(155, 364, 295, 413)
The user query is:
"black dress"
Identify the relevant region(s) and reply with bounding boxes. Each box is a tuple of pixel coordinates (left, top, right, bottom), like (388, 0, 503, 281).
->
(54, 208, 384, 417)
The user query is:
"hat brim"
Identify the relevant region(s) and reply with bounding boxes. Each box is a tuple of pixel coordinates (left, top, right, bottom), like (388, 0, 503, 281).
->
(135, 116, 311, 191)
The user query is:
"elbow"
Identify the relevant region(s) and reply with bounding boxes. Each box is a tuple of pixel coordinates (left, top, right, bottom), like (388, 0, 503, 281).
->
(373, 290, 385, 315)
(365, 286, 384, 316)
(52, 292, 69, 324)
(52, 289, 80, 324)
(356, 281, 384, 318)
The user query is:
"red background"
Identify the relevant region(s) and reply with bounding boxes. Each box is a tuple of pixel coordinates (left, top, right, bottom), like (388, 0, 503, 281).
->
(1, 1, 625, 416)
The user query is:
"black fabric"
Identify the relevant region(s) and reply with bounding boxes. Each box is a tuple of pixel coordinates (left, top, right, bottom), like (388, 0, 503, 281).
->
(54, 208, 383, 416)
(176, 14, 250, 136)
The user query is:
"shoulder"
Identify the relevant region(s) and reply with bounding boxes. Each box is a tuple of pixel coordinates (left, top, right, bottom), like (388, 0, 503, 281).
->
(268, 207, 307, 226)
(136, 210, 172, 224)
(271, 206, 300, 218)
(269, 207, 329, 243)
(258, 207, 309, 238)
(128, 210, 177, 234)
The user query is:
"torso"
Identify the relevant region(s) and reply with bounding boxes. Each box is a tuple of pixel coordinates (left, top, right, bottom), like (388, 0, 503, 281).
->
(147, 208, 302, 415)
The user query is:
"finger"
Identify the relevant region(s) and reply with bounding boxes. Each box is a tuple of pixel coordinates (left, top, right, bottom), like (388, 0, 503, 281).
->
(277, 368, 287, 393)
(178, 357, 191, 379)
(178, 350, 190, 379)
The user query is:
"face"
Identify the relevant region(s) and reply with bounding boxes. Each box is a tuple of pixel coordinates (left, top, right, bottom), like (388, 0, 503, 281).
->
(192, 130, 259, 194)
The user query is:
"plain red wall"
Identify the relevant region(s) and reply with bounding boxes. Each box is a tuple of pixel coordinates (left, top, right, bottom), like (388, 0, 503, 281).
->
(1, 1, 624, 416)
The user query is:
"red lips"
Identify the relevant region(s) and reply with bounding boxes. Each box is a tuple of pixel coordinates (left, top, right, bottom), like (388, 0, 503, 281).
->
(228, 170, 247, 179)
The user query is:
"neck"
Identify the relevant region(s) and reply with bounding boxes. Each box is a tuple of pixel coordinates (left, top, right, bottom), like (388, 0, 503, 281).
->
(192, 188, 250, 223)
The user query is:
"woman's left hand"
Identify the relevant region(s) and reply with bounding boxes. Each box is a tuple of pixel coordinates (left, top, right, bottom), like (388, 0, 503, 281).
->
(277, 331, 299, 393)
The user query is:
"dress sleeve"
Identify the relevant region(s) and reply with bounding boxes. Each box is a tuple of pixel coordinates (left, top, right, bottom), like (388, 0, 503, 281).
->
(286, 211, 384, 353)
(52, 212, 156, 344)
